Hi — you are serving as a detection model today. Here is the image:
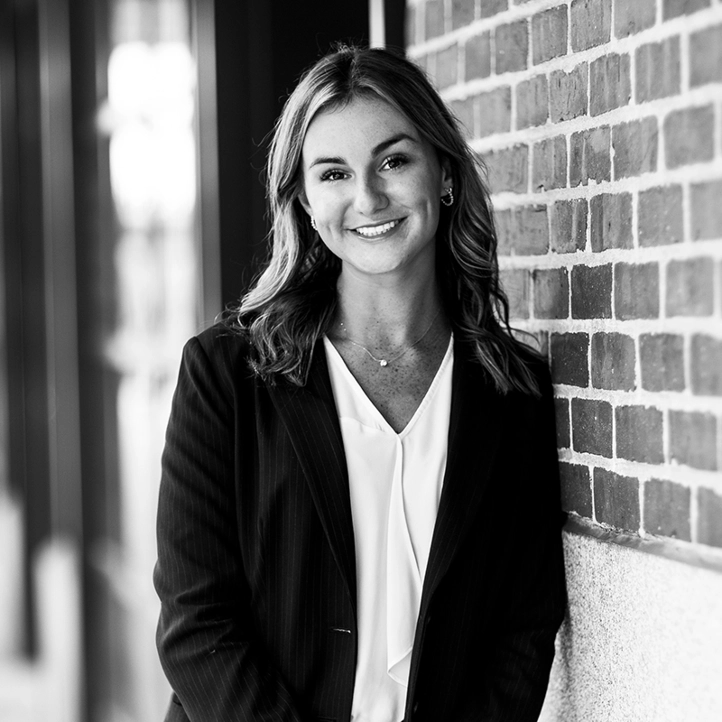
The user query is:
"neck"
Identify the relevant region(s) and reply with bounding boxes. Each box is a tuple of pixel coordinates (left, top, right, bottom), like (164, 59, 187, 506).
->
(333, 270, 446, 348)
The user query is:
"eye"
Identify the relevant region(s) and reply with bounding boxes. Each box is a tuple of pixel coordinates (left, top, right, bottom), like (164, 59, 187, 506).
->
(320, 168, 348, 182)
(381, 154, 408, 171)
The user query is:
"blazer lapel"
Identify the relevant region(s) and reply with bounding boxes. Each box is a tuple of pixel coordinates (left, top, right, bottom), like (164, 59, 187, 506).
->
(266, 344, 357, 610)
(421, 338, 507, 609)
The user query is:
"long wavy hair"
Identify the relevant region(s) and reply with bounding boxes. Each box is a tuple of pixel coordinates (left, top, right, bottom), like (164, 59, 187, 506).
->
(230, 45, 541, 395)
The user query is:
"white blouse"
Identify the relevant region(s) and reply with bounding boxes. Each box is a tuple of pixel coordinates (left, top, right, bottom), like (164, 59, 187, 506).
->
(323, 335, 454, 722)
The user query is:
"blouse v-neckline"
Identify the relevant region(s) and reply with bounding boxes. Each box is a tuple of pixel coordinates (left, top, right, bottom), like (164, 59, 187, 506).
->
(322, 333, 454, 438)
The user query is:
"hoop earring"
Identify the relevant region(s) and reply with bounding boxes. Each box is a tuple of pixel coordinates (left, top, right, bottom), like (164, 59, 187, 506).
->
(441, 188, 454, 207)
(310, 216, 318, 230)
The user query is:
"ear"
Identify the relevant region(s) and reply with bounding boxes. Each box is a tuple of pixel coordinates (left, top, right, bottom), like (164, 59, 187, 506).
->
(439, 156, 453, 193)
(297, 190, 312, 216)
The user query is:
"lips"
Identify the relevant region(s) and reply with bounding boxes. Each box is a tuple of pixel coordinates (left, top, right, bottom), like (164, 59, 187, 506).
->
(352, 218, 404, 238)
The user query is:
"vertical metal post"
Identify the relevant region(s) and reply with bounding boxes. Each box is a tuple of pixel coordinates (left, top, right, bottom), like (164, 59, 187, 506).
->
(191, 0, 222, 324)
(370, 0, 386, 48)
(37, 0, 84, 717)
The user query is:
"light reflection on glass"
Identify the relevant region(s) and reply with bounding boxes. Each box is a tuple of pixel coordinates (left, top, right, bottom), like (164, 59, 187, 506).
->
(108, 41, 196, 231)
(102, 1, 199, 717)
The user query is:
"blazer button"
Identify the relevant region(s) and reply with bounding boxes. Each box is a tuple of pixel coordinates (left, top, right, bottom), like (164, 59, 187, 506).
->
(330, 627, 352, 635)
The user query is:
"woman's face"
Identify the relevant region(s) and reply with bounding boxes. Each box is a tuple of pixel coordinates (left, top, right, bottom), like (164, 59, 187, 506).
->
(300, 95, 451, 282)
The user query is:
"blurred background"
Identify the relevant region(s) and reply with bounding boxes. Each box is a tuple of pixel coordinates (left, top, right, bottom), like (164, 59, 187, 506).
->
(0, 1, 403, 720)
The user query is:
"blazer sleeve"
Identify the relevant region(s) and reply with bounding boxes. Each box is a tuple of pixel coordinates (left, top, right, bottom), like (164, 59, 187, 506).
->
(153, 336, 305, 721)
(479, 366, 567, 722)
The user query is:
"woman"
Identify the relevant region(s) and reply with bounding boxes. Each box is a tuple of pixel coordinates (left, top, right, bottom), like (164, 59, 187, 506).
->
(154, 45, 566, 722)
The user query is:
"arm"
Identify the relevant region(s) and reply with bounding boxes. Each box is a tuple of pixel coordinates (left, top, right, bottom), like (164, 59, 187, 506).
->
(480, 368, 567, 721)
(154, 336, 304, 721)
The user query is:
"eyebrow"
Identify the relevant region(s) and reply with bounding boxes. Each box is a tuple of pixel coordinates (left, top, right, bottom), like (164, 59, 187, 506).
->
(308, 133, 417, 168)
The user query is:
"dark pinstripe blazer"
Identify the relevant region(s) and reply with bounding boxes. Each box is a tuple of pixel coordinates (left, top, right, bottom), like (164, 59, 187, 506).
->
(154, 323, 566, 722)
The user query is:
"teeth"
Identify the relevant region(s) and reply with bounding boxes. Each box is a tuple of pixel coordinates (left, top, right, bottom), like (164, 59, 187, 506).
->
(354, 220, 400, 237)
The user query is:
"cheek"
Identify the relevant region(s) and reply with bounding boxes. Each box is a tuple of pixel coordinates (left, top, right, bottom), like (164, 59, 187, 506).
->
(306, 186, 335, 215)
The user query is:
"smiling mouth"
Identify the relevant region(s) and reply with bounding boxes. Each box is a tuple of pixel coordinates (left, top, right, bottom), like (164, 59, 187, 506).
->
(352, 219, 404, 238)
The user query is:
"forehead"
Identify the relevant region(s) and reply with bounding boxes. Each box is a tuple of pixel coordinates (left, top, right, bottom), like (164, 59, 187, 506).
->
(301, 96, 422, 162)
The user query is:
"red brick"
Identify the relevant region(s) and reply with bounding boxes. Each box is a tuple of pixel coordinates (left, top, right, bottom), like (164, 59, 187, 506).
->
(495, 210, 514, 254)
(670, 411, 718, 471)
(451, 98, 475, 140)
(690, 25, 722, 88)
(664, 105, 715, 170)
(452, 0, 475, 30)
(666, 258, 714, 317)
(560, 462, 592, 516)
(614, 262, 660, 320)
(483, 145, 528, 194)
(435, 44, 459, 90)
(612, 117, 658, 178)
(614, 0, 655, 37)
(591, 333, 636, 390)
(636, 37, 681, 103)
(691, 335, 722, 396)
(551, 199, 588, 253)
(425, 0, 445, 40)
(590, 53, 631, 116)
(516, 74, 549, 129)
(501, 267, 530, 320)
(534, 268, 569, 319)
(532, 6, 568, 65)
(643, 480, 691, 540)
(477, 86, 511, 137)
(640, 334, 685, 392)
(550, 63, 588, 122)
(638, 185, 684, 246)
(663, 0, 710, 21)
(698, 488, 722, 548)
(594, 468, 640, 531)
(555, 398, 571, 449)
(590, 193, 633, 251)
(479, 0, 508, 18)
(572, 264, 612, 318)
(532, 136, 567, 192)
(572, 398, 613, 457)
(465, 32, 491, 81)
(551, 333, 589, 386)
(534, 331, 550, 358)
(570, 126, 611, 186)
(571, 0, 611, 51)
(691, 180, 722, 241)
(616, 405, 664, 464)
(495, 20, 529, 74)
(495, 206, 549, 256)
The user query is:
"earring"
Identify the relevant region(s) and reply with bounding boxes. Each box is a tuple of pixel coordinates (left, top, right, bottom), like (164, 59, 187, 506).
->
(441, 188, 454, 207)
(310, 216, 318, 230)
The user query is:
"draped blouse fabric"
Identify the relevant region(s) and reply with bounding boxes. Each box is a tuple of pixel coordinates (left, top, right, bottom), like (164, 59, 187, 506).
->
(323, 335, 454, 722)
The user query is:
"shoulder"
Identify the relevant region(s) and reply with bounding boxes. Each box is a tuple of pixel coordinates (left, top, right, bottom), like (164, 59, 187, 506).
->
(521, 346, 553, 396)
(193, 320, 252, 362)
(456, 333, 553, 402)
(180, 321, 256, 396)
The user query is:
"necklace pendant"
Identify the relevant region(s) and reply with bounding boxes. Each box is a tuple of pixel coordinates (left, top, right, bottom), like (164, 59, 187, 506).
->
(379, 359, 388, 367)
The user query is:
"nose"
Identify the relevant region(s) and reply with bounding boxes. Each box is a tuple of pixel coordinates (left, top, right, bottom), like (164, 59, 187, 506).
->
(353, 173, 388, 215)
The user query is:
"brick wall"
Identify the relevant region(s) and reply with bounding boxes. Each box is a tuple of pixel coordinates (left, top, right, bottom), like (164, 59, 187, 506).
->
(407, 0, 722, 556)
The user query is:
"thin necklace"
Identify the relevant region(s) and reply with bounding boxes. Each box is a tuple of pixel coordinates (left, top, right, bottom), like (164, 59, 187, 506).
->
(337, 309, 442, 368)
